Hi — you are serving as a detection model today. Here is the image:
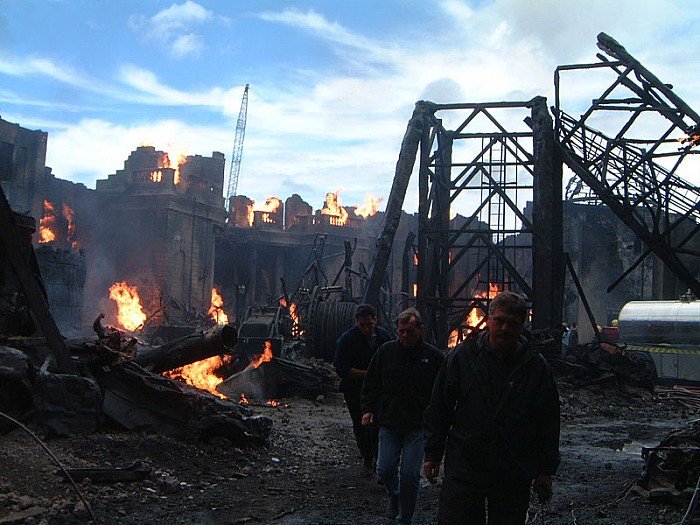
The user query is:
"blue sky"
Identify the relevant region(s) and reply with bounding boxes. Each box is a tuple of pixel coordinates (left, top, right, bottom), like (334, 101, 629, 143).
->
(1, 0, 699, 212)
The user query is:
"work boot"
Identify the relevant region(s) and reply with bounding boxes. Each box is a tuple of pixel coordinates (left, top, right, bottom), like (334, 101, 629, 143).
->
(385, 496, 399, 519)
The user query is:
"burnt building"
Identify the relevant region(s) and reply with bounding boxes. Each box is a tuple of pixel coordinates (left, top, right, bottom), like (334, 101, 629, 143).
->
(90, 146, 227, 326)
(1, 116, 89, 335)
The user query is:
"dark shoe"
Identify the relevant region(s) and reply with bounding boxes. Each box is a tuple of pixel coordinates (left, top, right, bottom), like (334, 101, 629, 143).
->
(385, 496, 399, 519)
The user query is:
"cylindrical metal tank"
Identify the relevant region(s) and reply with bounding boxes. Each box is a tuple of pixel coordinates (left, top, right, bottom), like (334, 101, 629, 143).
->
(617, 299, 700, 345)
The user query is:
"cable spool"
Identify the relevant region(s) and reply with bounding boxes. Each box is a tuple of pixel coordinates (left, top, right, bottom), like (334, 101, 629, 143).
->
(308, 299, 358, 361)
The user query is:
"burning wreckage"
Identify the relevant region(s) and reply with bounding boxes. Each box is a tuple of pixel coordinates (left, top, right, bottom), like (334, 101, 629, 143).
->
(0, 32, 699, 523)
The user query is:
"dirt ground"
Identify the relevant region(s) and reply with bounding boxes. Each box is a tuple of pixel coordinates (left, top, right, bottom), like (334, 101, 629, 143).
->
(0, 374, 695, 525)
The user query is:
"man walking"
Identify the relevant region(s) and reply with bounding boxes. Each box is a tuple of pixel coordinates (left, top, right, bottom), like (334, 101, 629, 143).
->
(423, 291, 560, 525)
(334, 303, 391, 475)
(362, 308, 443, 524)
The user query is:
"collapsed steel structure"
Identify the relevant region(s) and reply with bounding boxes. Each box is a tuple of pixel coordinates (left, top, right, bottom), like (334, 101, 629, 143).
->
(554, 33, 700, 299)
(365, 33, 699, 348)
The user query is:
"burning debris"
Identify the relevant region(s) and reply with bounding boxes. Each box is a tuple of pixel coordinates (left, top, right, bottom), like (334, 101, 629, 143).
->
(447, 283, 502, 348)
(109, 281, 147, 332)
(208, 287, 229, 325)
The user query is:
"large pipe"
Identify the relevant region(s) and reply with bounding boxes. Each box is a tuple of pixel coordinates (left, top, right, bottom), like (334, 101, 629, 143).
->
(133, 324, 238, 373)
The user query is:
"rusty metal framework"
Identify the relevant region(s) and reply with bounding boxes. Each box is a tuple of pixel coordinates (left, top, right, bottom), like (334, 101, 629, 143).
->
(415, 99, 562, 348)
(554, 33, 700, 298)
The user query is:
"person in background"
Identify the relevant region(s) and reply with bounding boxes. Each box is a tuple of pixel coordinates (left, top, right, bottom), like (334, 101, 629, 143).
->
(334, 303, 391, 476)
(561, 323, 571, 358)
(569, 323, 579, 350)
(361, 308, 443, 524)
(423, 291, 560, 525)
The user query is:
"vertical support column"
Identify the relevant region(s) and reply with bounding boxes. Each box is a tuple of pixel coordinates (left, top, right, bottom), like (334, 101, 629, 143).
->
(416, 116, 431, 316)
(364, 102, 434, 306)
(431, 131, 452, 348)
(531, 96, 564, 329)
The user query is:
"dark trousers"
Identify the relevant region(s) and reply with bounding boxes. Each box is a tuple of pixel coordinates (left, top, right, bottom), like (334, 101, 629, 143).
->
(438, 478, 531, 525)
(343, 389, 377, 462)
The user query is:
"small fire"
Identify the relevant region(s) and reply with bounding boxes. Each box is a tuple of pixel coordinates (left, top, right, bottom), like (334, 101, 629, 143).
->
(163, 354, 232, 398)
(62, 203, 78, 250)
(156, 151, 187, 184)
(239, 393, 249, 405)
(354, 194, 382, 218)
(39, 199, 57, 243)
(289, 302, 302, 337)
(250, 197, 282, 225)
(678, 126, 700, 147)
(208, 287, 229, 325)
(249, 340, 273, 368)
(321, 190, 349, 226)
(109, 281, 147, 332)
(448, 283, 502, 348)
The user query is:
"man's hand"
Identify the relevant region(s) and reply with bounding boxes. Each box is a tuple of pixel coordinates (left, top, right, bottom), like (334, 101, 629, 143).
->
(361, 412, 374, 426)
(422, 461, 440, 484)
(533, 474, 553, 503)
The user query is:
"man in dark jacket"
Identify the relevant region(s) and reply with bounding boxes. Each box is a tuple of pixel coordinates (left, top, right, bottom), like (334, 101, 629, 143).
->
(362, 308, 443, 524)
(423, 291, 560, 525)
(334, 303, 392, 475)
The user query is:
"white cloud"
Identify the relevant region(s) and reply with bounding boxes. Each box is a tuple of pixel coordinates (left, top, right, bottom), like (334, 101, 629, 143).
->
(130, 0, 215, 58)
(258, 8, 404, 69)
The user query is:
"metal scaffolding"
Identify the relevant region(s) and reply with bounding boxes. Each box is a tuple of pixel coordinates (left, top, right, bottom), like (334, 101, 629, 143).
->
(554, 33, 700, 298)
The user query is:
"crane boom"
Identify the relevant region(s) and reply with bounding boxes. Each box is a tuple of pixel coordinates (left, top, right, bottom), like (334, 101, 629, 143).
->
(226, 84, 249, 208)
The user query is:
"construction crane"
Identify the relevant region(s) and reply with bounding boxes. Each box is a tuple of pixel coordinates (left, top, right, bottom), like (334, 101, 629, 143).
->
(226, 83, 249, 209)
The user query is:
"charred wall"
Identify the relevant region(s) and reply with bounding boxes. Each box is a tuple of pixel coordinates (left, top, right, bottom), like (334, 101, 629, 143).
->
(90, 147, 226, 326)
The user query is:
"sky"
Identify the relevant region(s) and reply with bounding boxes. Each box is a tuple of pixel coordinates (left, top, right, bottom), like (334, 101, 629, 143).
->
(1, 0, 699, 213)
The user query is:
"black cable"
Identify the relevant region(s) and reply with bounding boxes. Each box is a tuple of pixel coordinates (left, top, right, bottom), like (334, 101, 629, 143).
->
(0, 410, 97, 523)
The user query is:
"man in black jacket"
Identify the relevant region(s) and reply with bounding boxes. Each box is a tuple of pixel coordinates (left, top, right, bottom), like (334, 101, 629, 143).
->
(362, 308, 443, 524)
(423, 291, 560, 525)
(334, 304, 392, 475)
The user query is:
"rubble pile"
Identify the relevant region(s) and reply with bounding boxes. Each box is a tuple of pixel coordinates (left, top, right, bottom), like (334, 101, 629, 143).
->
(0, 321, 272, 446)
(635, 419, 700, 503)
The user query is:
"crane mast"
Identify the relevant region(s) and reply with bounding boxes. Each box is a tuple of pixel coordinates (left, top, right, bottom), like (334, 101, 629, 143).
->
(226, 84, 249, 209)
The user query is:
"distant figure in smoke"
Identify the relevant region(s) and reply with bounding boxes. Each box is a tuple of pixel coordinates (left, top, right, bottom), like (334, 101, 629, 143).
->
(334, 304, 391, 476)
(362, 308, 443, 524)
(569, 323, 579, 351)
(561, 323, 571, 358)
(423, 291, 560, 525)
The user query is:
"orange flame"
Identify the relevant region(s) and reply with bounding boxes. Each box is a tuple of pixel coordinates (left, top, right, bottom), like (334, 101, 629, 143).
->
(321, 190, 348, 225)
(62, 203, 78, 250)
(208, 287, 229, 325)
(354, 194, 382, 218)
(249, 340, 273, 368)
(156, 151, 187, 184)
(448, 283, 502, 348)
(251, 197, 282, 225)
(109, 281, 147, 332)
(289, 302, 303, 337)
(39, 199, 56, 243)
(163, 354, 232, 398)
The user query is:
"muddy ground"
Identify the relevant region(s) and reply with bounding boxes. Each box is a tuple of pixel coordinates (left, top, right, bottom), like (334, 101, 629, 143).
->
(0, 375, 695, 525)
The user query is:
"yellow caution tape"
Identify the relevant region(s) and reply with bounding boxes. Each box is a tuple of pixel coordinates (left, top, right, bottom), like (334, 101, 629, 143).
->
(627, 344, 700, 356)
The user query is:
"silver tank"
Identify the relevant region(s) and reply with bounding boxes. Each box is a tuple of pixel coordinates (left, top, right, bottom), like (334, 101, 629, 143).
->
(618, 299, 700, 345)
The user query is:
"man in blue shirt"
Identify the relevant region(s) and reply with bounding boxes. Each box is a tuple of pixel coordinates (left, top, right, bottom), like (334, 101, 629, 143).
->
(334, 303, 391, 475)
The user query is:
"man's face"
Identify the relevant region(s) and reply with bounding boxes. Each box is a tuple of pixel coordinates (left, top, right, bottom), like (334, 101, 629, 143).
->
(356, 314, 377, 338)
(486, 307, 524, 352)
(397, 317, 422, 349)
